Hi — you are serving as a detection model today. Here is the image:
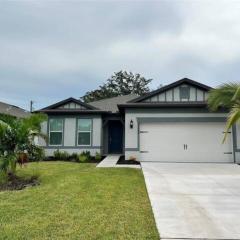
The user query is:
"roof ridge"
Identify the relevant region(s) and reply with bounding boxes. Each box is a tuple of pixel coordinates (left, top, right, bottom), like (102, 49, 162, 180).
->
(89, 93, 138, 104)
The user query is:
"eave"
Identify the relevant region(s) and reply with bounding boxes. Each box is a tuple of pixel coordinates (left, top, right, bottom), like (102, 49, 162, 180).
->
(36, 109, 110, 115)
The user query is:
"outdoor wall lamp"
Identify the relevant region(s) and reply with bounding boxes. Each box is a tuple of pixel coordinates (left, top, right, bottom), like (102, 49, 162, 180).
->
(130, 120, 134, 129)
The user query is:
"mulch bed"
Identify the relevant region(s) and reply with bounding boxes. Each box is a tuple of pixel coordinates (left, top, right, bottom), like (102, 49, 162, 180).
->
(117, 156, 140, 165)
(88, 156, 105, 163)
(0, 174, 40, 191)
(44, 156, 105, 163)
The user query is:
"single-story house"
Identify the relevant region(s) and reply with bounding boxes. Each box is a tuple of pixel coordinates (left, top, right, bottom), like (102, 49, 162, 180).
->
(38, 78, 240, 163)
(0, 101, 30, 118)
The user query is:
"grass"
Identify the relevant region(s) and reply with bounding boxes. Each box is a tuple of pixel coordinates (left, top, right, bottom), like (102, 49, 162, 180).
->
(0, 162, 159, 240)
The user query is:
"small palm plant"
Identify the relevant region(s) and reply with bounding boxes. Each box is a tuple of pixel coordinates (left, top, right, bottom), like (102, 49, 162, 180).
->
(208, 82, 240, 142)
(0, 113, 47, 176)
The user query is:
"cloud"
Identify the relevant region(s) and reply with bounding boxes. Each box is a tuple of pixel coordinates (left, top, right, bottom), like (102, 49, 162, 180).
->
(0, 1, 240, 110)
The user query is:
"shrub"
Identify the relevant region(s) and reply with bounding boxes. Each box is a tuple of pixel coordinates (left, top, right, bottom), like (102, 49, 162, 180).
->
(78, 154, 88, 163)
(28, 144, 45, 162)
(61, 151, 69, 160)
(70, 152, 79, 161)
(95, 152, 101, 161)
(0, 153, 17, 175)
(53, 150, 61, 159)
(53, 150, 69, 160)
(78, 151, 91, 163)
(0, 113, 47, 176)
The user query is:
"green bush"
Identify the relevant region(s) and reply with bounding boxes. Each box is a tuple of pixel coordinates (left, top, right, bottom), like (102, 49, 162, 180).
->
(95, 152, 101, 161)
(53, 150, 61, 159)
(70, 152, 79, 161)
(78, 154, 88, 163)
(0, 153, 17, 175)
(28, 145, 45, 162)
(53, 150, 69, 161)
(78, 151, 91, 163)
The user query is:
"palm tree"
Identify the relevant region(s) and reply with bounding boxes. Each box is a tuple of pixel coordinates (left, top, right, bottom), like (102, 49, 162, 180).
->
(208, 82, 240, 142)
(0, 113, 47, 175)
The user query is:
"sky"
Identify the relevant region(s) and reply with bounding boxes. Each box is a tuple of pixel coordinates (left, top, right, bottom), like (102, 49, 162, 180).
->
(1, 0, 240, 111)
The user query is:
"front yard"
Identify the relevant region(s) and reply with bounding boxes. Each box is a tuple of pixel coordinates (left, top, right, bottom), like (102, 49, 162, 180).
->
(0, 162, 159, 240)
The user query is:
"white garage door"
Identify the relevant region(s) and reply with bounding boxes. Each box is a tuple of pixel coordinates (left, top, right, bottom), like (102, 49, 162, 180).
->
(139, 122, 233, 163)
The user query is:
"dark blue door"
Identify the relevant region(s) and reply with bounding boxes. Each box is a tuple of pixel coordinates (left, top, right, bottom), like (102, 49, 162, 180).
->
(108, 121, 123, 154)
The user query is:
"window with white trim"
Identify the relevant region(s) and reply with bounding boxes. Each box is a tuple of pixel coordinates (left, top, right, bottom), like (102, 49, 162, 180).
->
(77, 119, 92, 146)
(49, 119, 63, 146)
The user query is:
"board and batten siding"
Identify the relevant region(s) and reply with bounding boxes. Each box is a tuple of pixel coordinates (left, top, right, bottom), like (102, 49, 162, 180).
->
(143, 84, 208, 102)
(58, 102, 86, 109)
(40, 116, 102, 156)
(124, 109, 240, 162)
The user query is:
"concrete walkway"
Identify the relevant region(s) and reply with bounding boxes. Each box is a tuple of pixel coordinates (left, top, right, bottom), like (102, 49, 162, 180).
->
(96, 155, 121, 167)
(97, 155, 141, 168)
(142, 162, 240, 240)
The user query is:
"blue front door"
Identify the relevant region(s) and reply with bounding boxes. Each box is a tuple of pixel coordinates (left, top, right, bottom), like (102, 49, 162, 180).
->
(108, 121, 123, 154)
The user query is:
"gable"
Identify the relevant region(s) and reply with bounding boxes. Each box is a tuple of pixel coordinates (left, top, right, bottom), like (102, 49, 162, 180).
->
(130, 78, 212, 103)
(143, 83, 209, 103)
(39, 97, 97, 111)
(57, 101, 87, 110)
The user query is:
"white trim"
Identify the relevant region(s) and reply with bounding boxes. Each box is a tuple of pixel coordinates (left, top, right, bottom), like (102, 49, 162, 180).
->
(49, 118, 64, 146)
(77, 119, 92, 146)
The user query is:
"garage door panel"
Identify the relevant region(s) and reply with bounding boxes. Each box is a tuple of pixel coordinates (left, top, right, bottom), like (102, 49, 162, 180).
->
(139, 122, 233, 163)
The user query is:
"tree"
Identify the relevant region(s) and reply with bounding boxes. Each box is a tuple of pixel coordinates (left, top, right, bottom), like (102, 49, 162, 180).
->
(0, 113, 47, 176)
(208, 82, 240, 142)
(81, 71, 152, 102)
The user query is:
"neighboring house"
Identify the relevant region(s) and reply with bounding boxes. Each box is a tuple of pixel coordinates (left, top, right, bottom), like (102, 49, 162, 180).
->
(37, 78, 240, 163)
(0, 101, 29, 118)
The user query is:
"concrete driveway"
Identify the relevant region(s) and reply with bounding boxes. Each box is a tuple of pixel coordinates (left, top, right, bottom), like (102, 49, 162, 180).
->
(141, 163, 240, 239)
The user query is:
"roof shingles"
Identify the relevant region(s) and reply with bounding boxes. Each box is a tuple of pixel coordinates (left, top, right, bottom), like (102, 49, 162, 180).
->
(89, 94, 138, 113)
(0, 101, 29, 118)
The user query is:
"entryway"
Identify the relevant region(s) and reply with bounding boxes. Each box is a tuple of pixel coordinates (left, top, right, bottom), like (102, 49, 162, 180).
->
(108, 120, 123, 154)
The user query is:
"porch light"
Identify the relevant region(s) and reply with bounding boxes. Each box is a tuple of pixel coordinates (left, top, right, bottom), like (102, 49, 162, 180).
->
(130, 120, 133, 129)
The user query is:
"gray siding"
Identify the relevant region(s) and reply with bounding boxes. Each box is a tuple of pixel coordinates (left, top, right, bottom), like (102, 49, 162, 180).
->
(236, 124, 240, 149)
(142, 84, 208, 102)
(64, 118, 76, 146)
(236, 152, 240, 163)
(235, 124, 240, 163)
(40, 115, 102, 156)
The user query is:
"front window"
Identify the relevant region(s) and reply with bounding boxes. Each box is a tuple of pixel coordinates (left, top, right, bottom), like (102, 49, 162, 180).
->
(77, 119, 92, 146)
(49, 119, 63, 146)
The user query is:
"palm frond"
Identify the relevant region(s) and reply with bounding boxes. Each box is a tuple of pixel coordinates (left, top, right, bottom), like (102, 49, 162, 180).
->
(208, 82, 240, 111)
(222, 102, 240, 143)
(232, 86, 240, 102)
(0, 120, 10, 128)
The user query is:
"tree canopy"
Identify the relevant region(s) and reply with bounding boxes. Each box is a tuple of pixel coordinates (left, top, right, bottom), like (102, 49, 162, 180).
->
(81, 71, 152, 102)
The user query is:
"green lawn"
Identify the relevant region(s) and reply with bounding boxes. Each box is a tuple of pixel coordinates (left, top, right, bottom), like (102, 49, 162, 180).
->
(0, 162, 159, 240)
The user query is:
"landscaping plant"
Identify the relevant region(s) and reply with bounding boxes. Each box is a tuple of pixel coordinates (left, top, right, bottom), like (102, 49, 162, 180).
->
(95, 152, 101, 161)
(78, 151, 91, 163)
(70, 152, 79, 161)
(53, 149, 69, 161)
(0, 113, 47, 177)
(208, 83, 240, 142)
